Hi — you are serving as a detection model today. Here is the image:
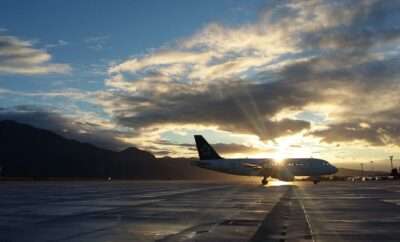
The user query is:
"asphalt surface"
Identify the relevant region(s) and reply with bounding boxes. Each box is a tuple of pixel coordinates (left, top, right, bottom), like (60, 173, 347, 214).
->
(0, 180, 399, 242)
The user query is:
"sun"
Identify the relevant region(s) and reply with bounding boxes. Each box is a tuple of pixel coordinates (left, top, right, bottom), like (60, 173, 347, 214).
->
(273, 152, 286, 165)
(272, 141, 289, 164)
(270, 134, 313, 161)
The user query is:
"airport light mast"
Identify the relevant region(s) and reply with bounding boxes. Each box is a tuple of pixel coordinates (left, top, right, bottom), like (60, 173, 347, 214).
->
(390, 156, 394, 170)
(360, 163, 364, 177)
(389, 156, 399, 179)
(370, 161, 374, 174)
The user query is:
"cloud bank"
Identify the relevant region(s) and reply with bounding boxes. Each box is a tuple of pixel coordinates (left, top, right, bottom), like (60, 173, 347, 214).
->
(0, 106, 129, 150)
(100, 0, 400, 151)
(4, 0, 400, 158)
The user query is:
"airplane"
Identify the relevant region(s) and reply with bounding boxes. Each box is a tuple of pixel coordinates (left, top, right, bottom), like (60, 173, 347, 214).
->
(192, 135, 337, 185)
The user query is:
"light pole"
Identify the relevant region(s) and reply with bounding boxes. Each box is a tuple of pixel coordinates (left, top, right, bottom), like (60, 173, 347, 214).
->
(390, 156, 394, 170)
(370, 161, 374, 173)
(360, 163, 364, 178)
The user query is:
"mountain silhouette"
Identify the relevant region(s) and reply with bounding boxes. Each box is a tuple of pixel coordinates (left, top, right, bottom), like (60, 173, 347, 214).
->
(0, 120, 247, 180)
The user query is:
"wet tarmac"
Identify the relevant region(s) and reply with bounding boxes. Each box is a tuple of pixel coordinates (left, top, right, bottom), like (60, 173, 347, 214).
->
(0, 180, 399, 242)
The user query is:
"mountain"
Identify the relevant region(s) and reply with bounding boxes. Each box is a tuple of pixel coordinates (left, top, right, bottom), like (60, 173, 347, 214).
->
(1, 120, 385, 180)
(333, 168, 388, 177)
(0, 120, 248, 180)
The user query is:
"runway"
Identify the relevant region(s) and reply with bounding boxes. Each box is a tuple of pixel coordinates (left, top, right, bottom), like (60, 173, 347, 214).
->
(0, 181, 399, 242)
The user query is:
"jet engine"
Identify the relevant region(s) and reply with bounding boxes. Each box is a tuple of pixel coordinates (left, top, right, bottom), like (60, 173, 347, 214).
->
(275, 170, 294, 181)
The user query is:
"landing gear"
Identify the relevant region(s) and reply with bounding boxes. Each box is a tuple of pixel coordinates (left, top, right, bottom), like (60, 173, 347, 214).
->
(261, 177, 268, 185)
(312, 178, 320, 184)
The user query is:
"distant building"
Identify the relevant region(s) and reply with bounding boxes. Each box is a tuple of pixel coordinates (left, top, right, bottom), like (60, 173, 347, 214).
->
(391, 168, 399, 179)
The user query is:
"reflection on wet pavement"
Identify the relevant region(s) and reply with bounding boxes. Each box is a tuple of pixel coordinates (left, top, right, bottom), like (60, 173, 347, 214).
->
(0, 181, 399, 241)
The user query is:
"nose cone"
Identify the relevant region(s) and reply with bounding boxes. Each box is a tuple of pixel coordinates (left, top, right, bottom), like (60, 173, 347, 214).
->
(331, 165, 338, 174)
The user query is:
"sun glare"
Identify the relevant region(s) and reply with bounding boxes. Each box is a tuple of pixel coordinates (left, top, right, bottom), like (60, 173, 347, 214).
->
(269, 134, 314, 161)
(273, 152, 286, 165)
(266, 179, 292, 187)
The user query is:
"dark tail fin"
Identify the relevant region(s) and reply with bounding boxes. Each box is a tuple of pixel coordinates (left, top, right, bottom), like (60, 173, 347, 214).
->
(194, 135, 222, 160)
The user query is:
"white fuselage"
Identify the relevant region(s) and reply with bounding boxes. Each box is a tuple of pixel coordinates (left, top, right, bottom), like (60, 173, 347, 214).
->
(193, 158, 337, 180)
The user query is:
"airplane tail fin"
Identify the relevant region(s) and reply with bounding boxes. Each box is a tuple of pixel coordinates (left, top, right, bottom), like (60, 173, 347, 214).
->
(194, 135, 222, 160)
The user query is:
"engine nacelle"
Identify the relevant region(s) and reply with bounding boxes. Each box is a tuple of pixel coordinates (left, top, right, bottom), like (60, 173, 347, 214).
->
(275, 170, 294, 181)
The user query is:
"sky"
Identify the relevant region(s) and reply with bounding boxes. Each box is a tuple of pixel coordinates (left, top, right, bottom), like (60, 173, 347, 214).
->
(1, 0, 400, 170)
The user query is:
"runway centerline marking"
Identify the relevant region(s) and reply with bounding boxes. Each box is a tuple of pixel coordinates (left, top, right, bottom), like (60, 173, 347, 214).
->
(250, 186, 314, 242)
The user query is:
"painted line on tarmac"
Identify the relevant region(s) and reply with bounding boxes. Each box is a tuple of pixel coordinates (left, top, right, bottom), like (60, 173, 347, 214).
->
(130, 186, 229, 198)
(250, 186, 314, 242)
(294, 189, 316, 242)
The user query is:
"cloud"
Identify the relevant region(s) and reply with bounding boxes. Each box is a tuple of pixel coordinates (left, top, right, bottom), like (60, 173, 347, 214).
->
(310, 121, 396, 146)
(300, 0, 400, 51)
(153, 139, 269, 157)
(98, 0, 400, 147)
(11, 0, 398, 160)
(212, 143, 269, 155)
(108, 50, 213, 74)
(0, 106, 131, 150)
(0, 35, 71, 75)
(3, 0, 399, 155)
(0, 87, 93, 100)
(99, 80, 313, 141)
(84, 35, 109, 51)
(310, 106, 400, 146)
(44, 40, 68, 49)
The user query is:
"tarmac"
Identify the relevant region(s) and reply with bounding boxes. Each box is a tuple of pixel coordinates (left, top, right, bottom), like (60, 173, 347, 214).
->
(0, 180, 400, 242)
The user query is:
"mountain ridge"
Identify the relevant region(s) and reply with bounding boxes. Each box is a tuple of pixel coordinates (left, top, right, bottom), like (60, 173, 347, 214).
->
(0, 120, 248, 180)
(0, 120, 387, 180)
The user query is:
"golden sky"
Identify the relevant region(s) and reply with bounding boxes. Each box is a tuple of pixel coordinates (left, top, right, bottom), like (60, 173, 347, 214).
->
(1, 1, 400, 170)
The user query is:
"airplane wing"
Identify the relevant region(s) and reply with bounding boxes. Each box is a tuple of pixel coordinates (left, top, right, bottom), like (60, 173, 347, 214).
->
(241, 163, 263, 170)
(241, 159, 273, 170)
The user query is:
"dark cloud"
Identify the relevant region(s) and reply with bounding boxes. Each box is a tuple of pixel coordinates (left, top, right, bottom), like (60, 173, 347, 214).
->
(0, 106, 130, 150)
(108, 47, 399, 144)
(311, 120, 400, 146)
(311, 105, 400, 146)
(101, 1, 400, 145)
(301, 1, 400, 51)
(269, 0, 400, 146)
(212, 143, 269, 155)
(109, 80, 313, 140)
(311, 122, 384, 145)
(156, 140, 268, 156)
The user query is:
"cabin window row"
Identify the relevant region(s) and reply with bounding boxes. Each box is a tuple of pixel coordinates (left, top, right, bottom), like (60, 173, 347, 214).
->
(287, 162, 304, 166)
